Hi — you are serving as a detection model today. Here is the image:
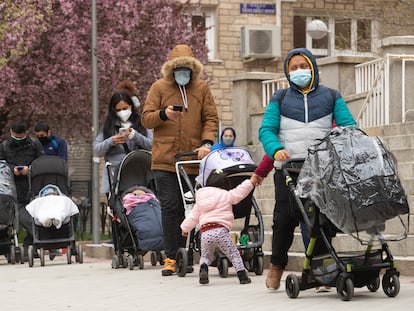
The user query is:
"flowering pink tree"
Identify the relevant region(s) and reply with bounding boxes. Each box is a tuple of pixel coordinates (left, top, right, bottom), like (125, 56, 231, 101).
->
(0, 0, 206, 142)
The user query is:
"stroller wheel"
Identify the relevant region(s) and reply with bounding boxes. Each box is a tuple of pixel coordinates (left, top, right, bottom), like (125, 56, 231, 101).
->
(336, 275, 354, 301)
(175, 247, 188, 277)
(39, 248, 45, 267)
(66, 246, 72, 264)
(367, 276, 380, 292)
(127, 254, 135, 270)
(150, 251, 157, 266)
(121, 254, 128, 268)
(137, 254, 144, 270)
(28, 245, 34, 267)
(111, 255, 120, 269)
(15, 246, 22, 264)
(9, 244, 16, 264)
(75, 244, 84, 264)
(285, 274, 300, 298)
(254, 255, 264, 275)
(218, 257, 229, 278)
(382, 271, 400, 297)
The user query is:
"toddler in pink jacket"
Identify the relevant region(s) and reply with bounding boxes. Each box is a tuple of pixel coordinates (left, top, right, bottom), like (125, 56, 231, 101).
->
(181, 169, 260, 285)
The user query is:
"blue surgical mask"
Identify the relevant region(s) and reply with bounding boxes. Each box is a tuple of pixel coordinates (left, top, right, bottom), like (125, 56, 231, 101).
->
(289, 69, 312, 88)
(174, 70, 191, 86)
(222, 137, 234, 146)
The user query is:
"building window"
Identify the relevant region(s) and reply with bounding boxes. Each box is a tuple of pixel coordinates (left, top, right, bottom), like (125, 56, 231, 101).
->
(293, 16, 373, 56)
(187, 7, 216, 60)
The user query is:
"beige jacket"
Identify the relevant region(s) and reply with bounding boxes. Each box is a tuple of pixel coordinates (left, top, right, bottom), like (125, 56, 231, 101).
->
(142, 45, 218, 174)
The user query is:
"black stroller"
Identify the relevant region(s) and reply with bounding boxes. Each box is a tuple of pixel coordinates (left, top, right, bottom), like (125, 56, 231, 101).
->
(174, 147, 264, 277)
(283, 127, 409, 301)
(107, 149, 164, 270)
(0, 161, 20, 264)
(25, 156, 83, 267)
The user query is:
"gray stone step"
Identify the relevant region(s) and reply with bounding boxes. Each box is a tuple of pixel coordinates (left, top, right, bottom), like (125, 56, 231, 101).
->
(363, 121, 414, 137)
(382, 134, 414, 150)
(398, 162, 414, 180)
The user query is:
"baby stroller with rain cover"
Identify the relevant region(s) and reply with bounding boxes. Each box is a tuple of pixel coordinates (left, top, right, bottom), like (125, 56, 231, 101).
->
(0, 161, 21, 264)
(25, 155, 83, 267)
(174, 147, 264, 277)
(283, 127, 409, 301)
(107, 149, 164, 270)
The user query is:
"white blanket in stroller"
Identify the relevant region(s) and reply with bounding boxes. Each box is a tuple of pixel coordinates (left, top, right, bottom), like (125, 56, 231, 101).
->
(26, 196, 79, 229)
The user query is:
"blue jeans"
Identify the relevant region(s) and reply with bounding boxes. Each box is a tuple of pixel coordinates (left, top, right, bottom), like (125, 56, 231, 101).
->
(153, 170, 195, 262)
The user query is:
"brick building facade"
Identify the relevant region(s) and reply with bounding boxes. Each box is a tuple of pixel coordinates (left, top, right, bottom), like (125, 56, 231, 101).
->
(185, 0, 414, 131)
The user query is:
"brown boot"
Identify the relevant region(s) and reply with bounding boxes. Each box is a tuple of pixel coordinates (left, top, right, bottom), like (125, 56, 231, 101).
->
(266, 264, 284, 290)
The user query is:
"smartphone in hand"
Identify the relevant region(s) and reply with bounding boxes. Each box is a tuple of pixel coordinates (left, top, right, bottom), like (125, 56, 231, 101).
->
(16, 166, 24, 171)
(173, 105, 183, 112)
(119, 127, 128, 136)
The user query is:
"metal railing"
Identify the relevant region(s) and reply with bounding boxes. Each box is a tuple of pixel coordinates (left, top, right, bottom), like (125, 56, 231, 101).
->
(355, 53, 414, 127)
(261, 77, 289, 107)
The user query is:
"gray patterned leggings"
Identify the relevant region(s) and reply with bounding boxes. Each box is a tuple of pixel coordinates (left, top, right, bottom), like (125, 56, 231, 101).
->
(200, 227, 245, 272)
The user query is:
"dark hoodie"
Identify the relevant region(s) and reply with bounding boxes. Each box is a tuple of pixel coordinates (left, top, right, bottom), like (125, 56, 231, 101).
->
(259, 48, 356, 162)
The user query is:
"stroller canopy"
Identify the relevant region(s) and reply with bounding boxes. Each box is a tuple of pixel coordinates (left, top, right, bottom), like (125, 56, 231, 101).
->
(29, 156, 69, 196)
(196, 147, 255, 187)
(0, 161, 17, 200)
(296, 127, 409, 240)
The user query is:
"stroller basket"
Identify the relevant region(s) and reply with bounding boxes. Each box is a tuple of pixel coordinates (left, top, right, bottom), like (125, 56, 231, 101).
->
(311, 250, 383, 285)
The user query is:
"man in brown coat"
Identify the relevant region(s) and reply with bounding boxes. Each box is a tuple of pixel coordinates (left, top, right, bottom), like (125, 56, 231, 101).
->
(142, 44, 218, 276)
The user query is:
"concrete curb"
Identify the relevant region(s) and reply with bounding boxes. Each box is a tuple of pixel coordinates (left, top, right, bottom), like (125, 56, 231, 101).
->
(84, 244, 414, 276)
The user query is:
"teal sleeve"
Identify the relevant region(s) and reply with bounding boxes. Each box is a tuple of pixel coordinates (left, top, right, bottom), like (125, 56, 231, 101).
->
(334, 97, 357, 127)
(258, 101, 284, 158)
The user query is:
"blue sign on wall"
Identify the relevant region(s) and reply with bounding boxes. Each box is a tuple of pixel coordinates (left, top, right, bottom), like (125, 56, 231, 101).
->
(240, 3, 276, 14)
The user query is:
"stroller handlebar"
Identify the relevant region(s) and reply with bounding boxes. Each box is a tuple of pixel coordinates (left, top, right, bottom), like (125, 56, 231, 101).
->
(281, 158, 306, 178)
(174, 152, 199, 163)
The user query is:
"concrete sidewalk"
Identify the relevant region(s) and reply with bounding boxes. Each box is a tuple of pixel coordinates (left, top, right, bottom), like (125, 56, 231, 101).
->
(1, 254, 414, 311)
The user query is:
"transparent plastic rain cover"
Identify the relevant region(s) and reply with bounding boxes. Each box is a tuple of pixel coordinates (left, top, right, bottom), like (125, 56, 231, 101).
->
(296, 127, 409, 243)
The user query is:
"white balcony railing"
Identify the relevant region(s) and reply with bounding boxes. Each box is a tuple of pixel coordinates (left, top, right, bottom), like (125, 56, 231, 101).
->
(355, 53, 414, 127)
(261, 77, 289, 107)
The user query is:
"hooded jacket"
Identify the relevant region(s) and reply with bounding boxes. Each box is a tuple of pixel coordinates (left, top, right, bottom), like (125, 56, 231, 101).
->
(259, 48, 356, 165)
(180, 179, 254, 233)
(142, 44, 218, 174)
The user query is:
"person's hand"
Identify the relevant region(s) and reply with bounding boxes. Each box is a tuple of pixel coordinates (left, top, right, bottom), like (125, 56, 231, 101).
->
(181, 231, 188, 237)
(14, 166, 28, 176)
(112, 133, 129, 145)
(274, 149, 290, 161)
(250, 174, 264, 186)
(127, 128, 135, 139)
(195, 146, 211, 159)
(166, 105, 183, 121)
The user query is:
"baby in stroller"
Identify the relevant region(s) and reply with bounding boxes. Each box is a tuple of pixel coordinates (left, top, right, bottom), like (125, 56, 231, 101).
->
(181, 169, 260, 285)
(26, 184, 79, 230)
(122, 185, 163, 254)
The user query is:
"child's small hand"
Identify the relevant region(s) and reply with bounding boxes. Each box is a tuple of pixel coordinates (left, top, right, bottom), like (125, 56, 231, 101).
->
(250, 174, 264, 186)
(181, 231, 188, 237)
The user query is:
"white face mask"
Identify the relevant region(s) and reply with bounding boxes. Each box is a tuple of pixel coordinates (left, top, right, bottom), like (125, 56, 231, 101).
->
(116, 109, 132, 122)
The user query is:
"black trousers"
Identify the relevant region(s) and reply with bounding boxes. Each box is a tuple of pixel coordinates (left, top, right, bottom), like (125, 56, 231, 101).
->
(153, 170, 195, 261)
(271, 169, 328, 268)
